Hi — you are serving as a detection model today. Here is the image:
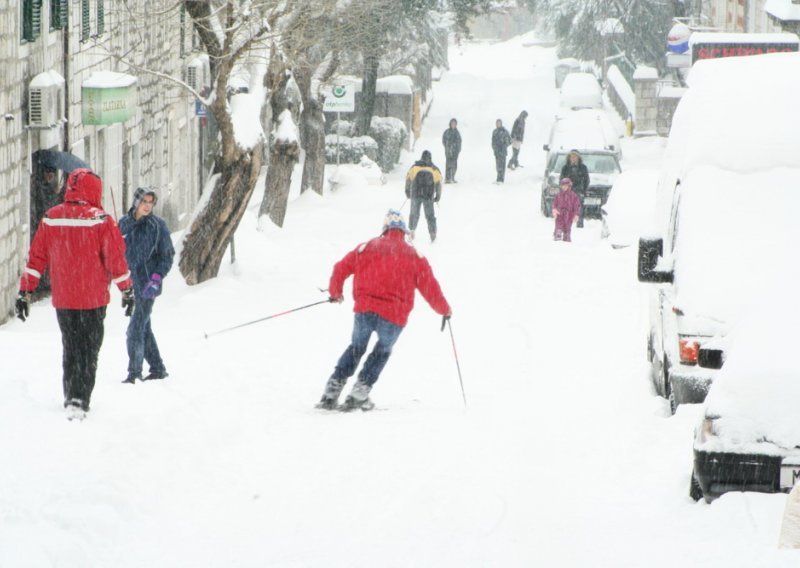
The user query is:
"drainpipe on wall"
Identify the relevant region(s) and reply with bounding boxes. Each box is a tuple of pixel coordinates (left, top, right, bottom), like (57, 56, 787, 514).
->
(62, 14, 70, 151)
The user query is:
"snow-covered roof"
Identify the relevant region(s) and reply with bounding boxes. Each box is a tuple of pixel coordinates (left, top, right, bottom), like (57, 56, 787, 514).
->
(689, 31, 799, 46)
(82, 71, 137, 89)
(376, 75, 414, 96)
(632, 66, 658, 80)
(765, 0, 800, 21)
(672, 166, 800, 323)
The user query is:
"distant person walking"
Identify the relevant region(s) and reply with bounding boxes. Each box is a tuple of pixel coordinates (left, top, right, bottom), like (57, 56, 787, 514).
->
(405, 150, 443, 243)
(15, 168, 133, 420)
(560, 150, 590, 228)
(442, 118, 462, 183)
(507, 110, 528, 170)
(119, 187, 175, 384)
(491, 119, 512, 184)
(317, 210, 452, 411)
(552, 178, 582, 242)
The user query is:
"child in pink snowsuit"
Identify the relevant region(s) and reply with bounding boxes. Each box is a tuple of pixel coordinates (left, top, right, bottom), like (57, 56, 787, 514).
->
(552, 178, 581, 242)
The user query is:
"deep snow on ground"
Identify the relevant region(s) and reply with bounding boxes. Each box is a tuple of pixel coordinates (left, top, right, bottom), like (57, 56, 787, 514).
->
(2, 31, 799, 568)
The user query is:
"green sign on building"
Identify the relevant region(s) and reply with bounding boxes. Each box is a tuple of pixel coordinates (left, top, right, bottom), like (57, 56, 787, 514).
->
(81, 71, 138, 125)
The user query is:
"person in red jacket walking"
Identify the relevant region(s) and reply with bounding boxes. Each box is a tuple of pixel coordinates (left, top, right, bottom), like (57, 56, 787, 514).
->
(552, 177, 582, 242)
(317, 209, 452, 411)
(16, 168, 134, 420)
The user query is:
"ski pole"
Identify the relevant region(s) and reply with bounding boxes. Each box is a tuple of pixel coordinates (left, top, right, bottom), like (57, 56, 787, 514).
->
(204, 299, 332, 339)
(442, 316, 467, 408)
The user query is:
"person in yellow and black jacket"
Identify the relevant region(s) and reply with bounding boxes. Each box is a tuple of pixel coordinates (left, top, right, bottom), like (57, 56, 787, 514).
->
(404, 150, 443, 243)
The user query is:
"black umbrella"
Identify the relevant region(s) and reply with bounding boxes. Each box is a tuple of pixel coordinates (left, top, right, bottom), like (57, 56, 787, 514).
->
(33, 149, 90, 173)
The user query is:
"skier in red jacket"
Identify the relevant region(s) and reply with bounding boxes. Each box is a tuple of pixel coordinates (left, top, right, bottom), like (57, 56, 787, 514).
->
(16, 168, 133, 420)
(318, 209, 452, 411)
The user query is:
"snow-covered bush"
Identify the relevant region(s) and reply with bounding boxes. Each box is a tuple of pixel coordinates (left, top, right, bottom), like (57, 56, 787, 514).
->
(330, 119, 356, 137)
(369, 116, 408, 173)
(325, 135, 378, 164)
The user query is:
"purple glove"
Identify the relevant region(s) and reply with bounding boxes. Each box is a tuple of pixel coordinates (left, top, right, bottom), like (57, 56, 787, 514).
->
(141, 273, 162, 300)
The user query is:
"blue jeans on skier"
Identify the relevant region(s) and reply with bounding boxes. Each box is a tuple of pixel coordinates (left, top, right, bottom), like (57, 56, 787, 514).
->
(126, 297, 167, 380)
(332, 311, 403, 387)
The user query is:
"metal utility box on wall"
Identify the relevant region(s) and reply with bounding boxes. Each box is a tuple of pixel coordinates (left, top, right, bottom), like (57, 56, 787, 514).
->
(82, 71, 138, 126)
(185, 55, 211, 93)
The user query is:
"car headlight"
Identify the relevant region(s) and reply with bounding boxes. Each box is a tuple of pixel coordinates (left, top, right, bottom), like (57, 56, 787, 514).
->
(698, 417, 718, 444)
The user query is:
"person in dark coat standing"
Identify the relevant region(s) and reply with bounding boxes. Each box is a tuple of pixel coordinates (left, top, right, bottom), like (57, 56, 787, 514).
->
(552, 178, 582, 242)
(560, 150, 590, 228)
(442, 118, 462, 184)
(119, 187, 175, 384)
(405, 150, 443, 242)
(317, 210, 452, 411)
(507, 110, 528, 170)
(491, 119, 512, 184)
(16, 168, 133, 420)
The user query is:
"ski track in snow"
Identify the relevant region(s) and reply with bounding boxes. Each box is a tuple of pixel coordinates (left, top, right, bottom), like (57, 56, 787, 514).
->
(1, 33, 798, 568)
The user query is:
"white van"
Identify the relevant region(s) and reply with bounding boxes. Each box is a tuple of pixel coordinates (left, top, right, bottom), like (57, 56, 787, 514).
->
(637, 52, 800, 412)
(559, 72, 602, 110)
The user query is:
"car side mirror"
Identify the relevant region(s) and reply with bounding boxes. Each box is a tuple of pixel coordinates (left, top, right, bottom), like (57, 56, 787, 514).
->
(543, 144, 550, 151)
(638, 238, 673, 283)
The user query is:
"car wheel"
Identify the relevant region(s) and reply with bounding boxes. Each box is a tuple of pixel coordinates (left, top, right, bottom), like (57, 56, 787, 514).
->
(540, 193, 552, 217)
(668, 384, 678, 415)
(689, 470, 703, 502)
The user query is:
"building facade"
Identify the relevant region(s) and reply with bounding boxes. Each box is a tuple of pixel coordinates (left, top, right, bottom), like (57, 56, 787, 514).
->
(1, 1, 209, 323)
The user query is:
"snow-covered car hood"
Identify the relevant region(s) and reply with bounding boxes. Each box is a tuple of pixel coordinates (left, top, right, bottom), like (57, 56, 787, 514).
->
(700, 286, 800, 453)
(588, 173, 617, 187)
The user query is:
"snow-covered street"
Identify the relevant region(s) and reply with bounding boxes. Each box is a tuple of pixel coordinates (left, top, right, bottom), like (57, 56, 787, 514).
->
(2, 33, 798, 567)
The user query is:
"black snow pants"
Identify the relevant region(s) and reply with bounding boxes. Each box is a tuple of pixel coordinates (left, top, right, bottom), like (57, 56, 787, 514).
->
(56, 307, 106, 411)
(445, 154, 459, 182)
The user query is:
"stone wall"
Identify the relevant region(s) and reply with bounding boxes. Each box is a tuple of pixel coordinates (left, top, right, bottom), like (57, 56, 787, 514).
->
(633, 66, 659, 137)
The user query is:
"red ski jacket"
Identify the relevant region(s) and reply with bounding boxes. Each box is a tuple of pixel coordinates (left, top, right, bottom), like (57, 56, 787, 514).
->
(20, 168, 132, 309)
(329, 230, 451, 327)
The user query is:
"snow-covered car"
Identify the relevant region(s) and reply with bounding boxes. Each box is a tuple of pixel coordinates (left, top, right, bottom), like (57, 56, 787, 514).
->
(540, 150, 620, 218)
(638, 52, 800, 413)
(691, 289, 800, 502)
(600, 169, 659, 248)
(544, 108, 622, 160)
(559, 72, 602, 110)
(554, 58, 581, 88)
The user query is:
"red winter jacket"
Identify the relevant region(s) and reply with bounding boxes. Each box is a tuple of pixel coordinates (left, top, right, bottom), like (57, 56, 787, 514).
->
(329, 230, 451, 327)
(19, 168, 132, 309)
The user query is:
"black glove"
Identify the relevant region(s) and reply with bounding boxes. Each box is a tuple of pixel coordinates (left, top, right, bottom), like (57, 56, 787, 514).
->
(121, 288, 135, 317)
(329, 296, 343, 304)
(441, 314, 451, 332)
(15, 292, 31, 322)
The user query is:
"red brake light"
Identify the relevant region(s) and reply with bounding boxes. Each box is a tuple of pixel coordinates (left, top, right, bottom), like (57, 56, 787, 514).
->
(679, 338, 699, 365)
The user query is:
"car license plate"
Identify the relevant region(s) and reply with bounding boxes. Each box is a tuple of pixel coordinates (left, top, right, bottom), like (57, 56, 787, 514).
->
(584, 197, 601, 206)
(780, 465, 800, 489)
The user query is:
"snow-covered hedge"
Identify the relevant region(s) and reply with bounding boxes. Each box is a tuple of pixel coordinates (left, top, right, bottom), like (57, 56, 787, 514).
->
(325, 135, 378, 164)
(330, 119, 356, 137)
(369, 116, 408, 173)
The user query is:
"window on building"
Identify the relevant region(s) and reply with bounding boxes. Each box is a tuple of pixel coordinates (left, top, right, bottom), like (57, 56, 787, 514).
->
(97, 0, 105, 35)
(50, 0, 67, 30)
(22, 0, 42, 42)
(81, 0, 90, 42)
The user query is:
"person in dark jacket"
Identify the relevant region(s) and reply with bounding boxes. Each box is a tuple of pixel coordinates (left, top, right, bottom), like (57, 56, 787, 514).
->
(405, 150, 443, 242)
(507, 110, 528, 170)
(552, 178, 582, 242)
(16, 168, 133, 420)
(491, 119, 512, 184)
(442, 118, 462, 183)
(560, 150, 590, 228)
(317, 209, 452, 411)
(119, 187, 175, 384)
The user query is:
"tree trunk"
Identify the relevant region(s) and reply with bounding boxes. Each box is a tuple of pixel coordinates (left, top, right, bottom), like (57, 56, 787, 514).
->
(179, 142, 264, 284)
(260, 60, 300, 227)
(299, 95, 326, 195)
(356, 51, 379, 136)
